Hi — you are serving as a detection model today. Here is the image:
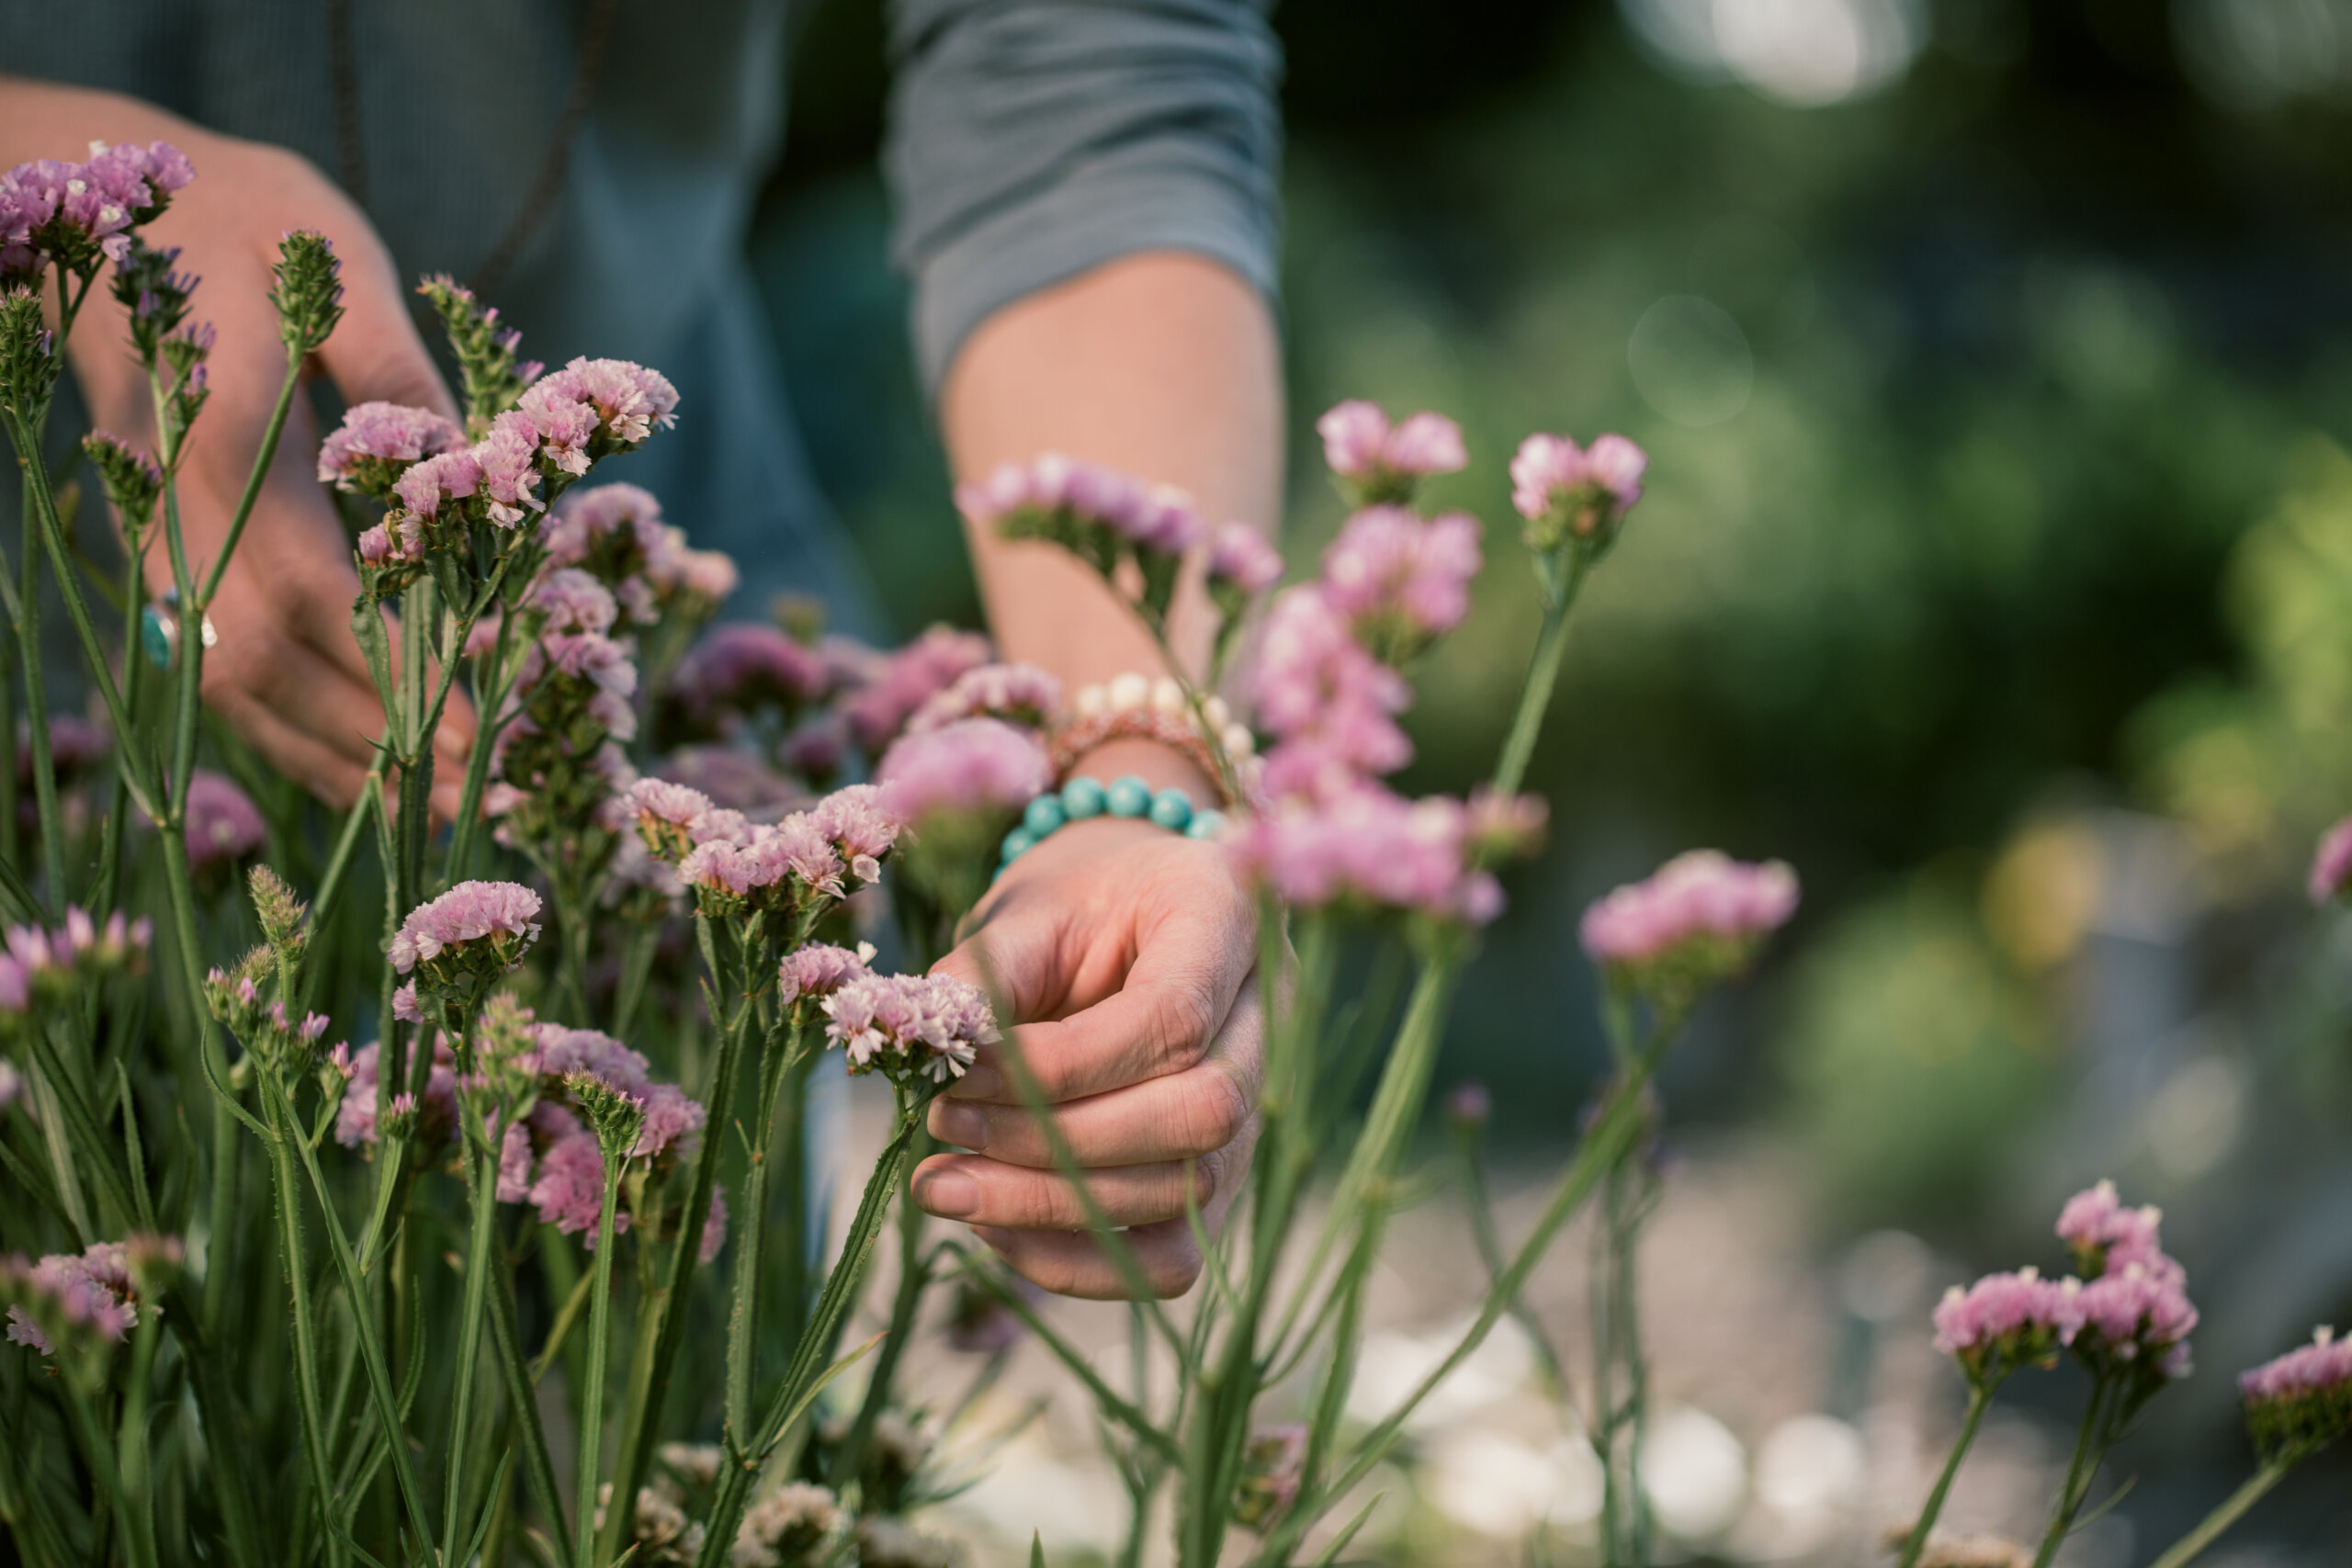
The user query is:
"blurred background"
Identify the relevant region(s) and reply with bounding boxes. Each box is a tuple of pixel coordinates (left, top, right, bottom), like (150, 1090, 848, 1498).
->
(752, 1, 2352, 1561)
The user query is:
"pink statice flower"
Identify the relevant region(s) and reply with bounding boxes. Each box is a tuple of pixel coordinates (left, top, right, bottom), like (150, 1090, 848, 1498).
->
(1509, 431, 1647, 550)
(835, 626, 995, 755)
(334, 1037, 460, 1149)
(529, 568, 619, 635)
(672, 804, 867, 918)
(2074, 1258, 2199, 1378)
(1226, 785, 1504, 926)
(317, 400, 465, 500)
(3, 1239, 158, 1357)
(903, 661, 1062, 736)
(1232, 1423, 1309, 1529)
(534, 1022, 705, 1160)
(473, 408, 544, 525)
(2239, 1328, 2352, 1459)
(779, 942, 876, 1008)
(1318, 506, 1482, 660)
(1316, 400, 1466, 502)
(1932, 1268, 2086, 1386)
(514, 628, 639, 739)
(392, 448, 483, 521)
(820, 972, 1000, 1086)
(808, 782, 901, 886)
(542, 482, 670, 622)
(1578, 850, 1800, 989)
(182, 768, 266, 876)
(1208, 520, 1284, 596)
(628, 777, 717, 860)
(2054, 1179, 2166, 1274)
(655, 745, 796, 814)
(1248, 586, 1413, 801)
(671, 623, 829, 725)
(514, 355, 679, 476)
(2310, 816, 2352, 905)
(876, 717, 1051, 828)
(387, 880, 543, 1006)
(956, 452, 1206, 554)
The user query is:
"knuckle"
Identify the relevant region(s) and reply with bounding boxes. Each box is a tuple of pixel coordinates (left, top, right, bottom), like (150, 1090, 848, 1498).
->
(1175, 1064, 1250, 1157)
(1145, 979, 1220, 1071)
(1147, 1237, 1204, 1299)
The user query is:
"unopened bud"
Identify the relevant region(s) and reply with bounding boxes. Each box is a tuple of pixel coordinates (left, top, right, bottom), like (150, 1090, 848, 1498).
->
(269, 231, 345, 357)
(248, 865, 308, 951)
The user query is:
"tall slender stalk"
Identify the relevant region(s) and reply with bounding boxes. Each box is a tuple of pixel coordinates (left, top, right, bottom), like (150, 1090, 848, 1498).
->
(261, 1074, 351, 1568)
(1492, 547, 1589, 796)
(1894, 1383, 1996, 1568)
(2143, 1457, 2303, 1568)
(574, 1145, 628, 1568)
(441, 1126, 504, 1568)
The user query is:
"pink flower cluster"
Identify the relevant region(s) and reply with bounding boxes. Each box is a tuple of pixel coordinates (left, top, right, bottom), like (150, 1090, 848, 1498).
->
(1932, 1268, 2084, 1382)
(628, 778, 899, 916)
(1, 908, 153, 1017)
(2054, 1180, 2197, 1378)
(2238, 1328, 2352, 1458)
(903, 662, 1063, 737)
(876, 718, 1053, 829)
(1509, 432, 1647, 547)
(1209, 521, 1284, 595)
(820, 972, 1000, 1086)
(670, 624, 829, 725)
(1250, 587, 1412, 795)
(1, 141, 193, 276)
(541, 483, 738, 625)
(1316, 400, 1467, 493)
(514, 357, 680, 475)
(955, 452, 1206, 556)
(316, 401, 465, 499)
(835, 626, 997, 755)
(388, 880, 543, 1003)
(778, 942, 876, 1008)
(1227, 790, 1506, 925)
(2310, 816, 2352, 905)
(1318, 505, 1483, 655)
(1578, 851, 1801, 981)
(183, 767, 266, 874)
(3, 1238, 174, 1356)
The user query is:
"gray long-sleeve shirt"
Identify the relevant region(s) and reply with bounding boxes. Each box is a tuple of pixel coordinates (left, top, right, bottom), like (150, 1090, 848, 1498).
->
(1, 0, 1283, 626)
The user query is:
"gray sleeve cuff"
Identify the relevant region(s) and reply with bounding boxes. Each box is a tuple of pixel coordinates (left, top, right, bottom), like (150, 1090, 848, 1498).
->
(885, 0, 1283, 398)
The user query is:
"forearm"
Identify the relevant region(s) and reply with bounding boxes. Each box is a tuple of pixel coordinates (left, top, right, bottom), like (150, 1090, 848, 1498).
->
(0, 75, 193, 161)
(940, 250, 1282, 687)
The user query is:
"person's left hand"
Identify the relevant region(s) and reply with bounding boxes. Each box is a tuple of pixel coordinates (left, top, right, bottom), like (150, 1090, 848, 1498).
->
(913, 742, 1262, 1299)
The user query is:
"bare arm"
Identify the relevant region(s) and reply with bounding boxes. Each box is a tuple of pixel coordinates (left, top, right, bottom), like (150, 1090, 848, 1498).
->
(919, 249, 1282, 1299)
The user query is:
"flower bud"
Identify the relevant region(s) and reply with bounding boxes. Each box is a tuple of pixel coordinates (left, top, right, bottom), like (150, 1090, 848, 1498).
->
(269, 230, 345, 357)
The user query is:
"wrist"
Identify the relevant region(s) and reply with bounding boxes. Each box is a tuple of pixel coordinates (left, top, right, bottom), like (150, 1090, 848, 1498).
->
(1063, 736, 1218, 802)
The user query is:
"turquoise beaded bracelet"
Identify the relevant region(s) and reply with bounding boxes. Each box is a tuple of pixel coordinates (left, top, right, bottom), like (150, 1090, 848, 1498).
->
(996, 773, 1226, 876)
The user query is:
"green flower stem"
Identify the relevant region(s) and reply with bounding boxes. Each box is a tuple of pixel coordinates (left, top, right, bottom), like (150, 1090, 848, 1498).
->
(696, 1095, 934, 1568)
(58, 1372, 153, 1568)
(113, 1308, 163, 1568)
(830, 1124, 937, 1489)
(598, 942, 762, 1562)
(724, 1015, 810, 1438)
(0, 595, 18, 880)
(1280, 1040, 1669, 1551)
(444, 604, 523, 882)
(194, 344, 305, 611)
(574, 1145, 628, 1568)
(264, 1065, 441, 1558)
(258, 1072, 351, 1568)
(440, 1124, 503, 1568)
(2143, 1456, 2304, 1568)
(1453, 1131, 1570, 1405)
(1894, 1382, 1998, 1568)
(1491, 546, 1590, 797)
(89, 537, 150, 923)
(11, 468, 74, 907)
(166, 1326, 266, 1568)
(2031, 1374, 2118, 1568)
(24, 1021, 137, 1229)
(483, 1234, 577, 1566)
(300, 747, 390, 1015)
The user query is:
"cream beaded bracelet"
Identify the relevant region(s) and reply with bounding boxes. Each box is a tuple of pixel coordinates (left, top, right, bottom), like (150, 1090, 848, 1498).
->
(1051, 672, 1258, 805)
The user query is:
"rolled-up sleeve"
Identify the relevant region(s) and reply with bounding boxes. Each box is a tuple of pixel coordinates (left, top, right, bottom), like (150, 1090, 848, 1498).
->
(884, 0, 1283, 397)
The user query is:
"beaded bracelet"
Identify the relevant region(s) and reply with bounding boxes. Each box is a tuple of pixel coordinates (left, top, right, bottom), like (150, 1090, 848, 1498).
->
(1051, 672, 1259, 807)
(996, 773, 1226, 877)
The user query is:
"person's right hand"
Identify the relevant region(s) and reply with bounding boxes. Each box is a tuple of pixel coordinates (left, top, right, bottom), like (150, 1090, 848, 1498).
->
(2, 78, 473, 814)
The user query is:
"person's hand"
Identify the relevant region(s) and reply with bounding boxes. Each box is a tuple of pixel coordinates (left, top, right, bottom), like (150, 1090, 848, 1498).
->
(6, 80, 473, 812)
(914, 739, 1262, 1299)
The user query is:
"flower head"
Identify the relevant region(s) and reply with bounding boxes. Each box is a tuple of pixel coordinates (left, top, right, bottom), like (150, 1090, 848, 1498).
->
(2054, 1179, 2166, 1275)
(1510, 431, 1647, 553)
(1318, 506, 1482, 661)
(1208, 520, 1284, 596)
(317, 400, 465, 500)
(778, 942, 876, 1009)
(671, 624, 829, 726)
(1226, 785, 1505, 927)
(1231, 1423, 1308, 1528)
(1578, 850, 1799, 992)
(183, 768, 266, 877)
(2311, 816, 2352, 905)
(821, 972, 1000, 1086)
(2239, 1327, 2352, 1460)
(903, 661, 1062, 736)
(387, 881, 542, 1013)
(1316, 400, 1466, 503)
(2074, 1258, 2198, 1378)
(835, 626, 996, 755)
(1931, 1268, 2086, 1386)
(730, 1482, 841, 1568)
(876, 717, 1051, 829)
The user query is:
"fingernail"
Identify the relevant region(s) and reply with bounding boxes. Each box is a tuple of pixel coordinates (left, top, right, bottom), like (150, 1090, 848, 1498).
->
(914, 1168, 979, 1219)
(948, 1064, 1003, 1100)
(933, 1101, 987, 1150)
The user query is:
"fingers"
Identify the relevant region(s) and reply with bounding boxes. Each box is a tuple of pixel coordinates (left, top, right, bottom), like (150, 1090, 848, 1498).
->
(926, 978, 1264, 1169)
(208, 677, 376, 809)
(912, 1145, 1229, 1231)
(967, 1219, 1205, 1302)
(939, 854, 1256, 1105)
(300, 186, 460, 421)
